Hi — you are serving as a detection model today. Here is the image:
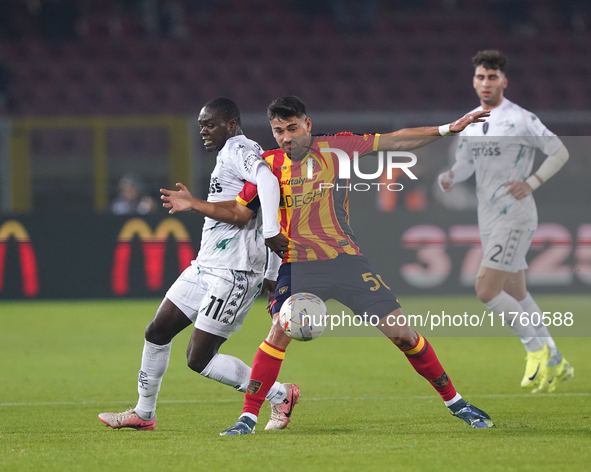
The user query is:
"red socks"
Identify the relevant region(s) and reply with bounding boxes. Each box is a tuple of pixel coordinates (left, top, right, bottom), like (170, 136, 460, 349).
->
(401, 335, 457, 401)
(243, 341, 285, 417)
(242, 335, 455, 418)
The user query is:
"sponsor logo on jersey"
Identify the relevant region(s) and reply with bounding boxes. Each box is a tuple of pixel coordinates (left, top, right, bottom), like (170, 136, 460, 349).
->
(280, 188, 328, 209)
(209, 176, 222, 194)
(470, 143, 501, 157)
(483, 122, 489, 134)
(280, 177, 307, 186)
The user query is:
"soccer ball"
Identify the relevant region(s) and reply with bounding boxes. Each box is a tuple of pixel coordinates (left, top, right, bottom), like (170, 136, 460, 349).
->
(278, 292, 328, 342)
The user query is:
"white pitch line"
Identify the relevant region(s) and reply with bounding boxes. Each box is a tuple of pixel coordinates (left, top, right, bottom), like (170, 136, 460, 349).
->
(1, 392, 589, 408)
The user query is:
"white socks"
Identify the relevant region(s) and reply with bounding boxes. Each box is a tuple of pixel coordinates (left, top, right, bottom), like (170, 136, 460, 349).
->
(201, 353, 287, 403)
(444, 392, 463, 408)
(200, 352, 251, 391)
(135, 340, 172, 420)
(518, 292, 562, 364)
(485, 291, 544, 352)
(134, 342, 288, 421)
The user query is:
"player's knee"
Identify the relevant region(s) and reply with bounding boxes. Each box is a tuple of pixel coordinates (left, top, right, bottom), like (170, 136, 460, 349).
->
(475, 281, 496, 303)
(475, 287, 496, 303)
(144, 322, 161, 344)
(389, 336, 407, 348)
(187, 351, 213, 374)
(144, 320, 179, 345)
(389, 331, 417, 349)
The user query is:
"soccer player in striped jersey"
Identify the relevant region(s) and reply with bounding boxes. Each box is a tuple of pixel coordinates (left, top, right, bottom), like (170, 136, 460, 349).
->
(438, 50, 573, 393)
(219, 96, 495, 434)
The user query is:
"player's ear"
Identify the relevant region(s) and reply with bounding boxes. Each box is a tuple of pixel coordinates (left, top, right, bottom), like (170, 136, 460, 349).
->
(227, 117, 238, 132)
(305, 117, 312, 132)
(502, 76, 508, 89)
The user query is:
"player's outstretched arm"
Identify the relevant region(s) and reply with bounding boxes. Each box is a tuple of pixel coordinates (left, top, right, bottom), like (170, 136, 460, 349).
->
(377, 110, 490, 151)
(160, 183, 254, 226)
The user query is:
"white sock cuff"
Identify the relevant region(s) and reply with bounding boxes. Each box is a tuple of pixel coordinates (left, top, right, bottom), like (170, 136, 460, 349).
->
(200, 353, 218, 377)
(134, 407, 155, 421)
(484, 291, 509, 310)
(144, 340, 172, 361)
(241, 412, 257, 424)
(266, 383, 287, 403)
(444, 393, 463, 407)
(519, 292, 535, 305)
(485, 291, 544, 351)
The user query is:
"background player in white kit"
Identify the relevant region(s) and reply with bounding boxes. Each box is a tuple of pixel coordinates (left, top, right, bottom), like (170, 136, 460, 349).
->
(439, 50, 573, 393)
(99, 97, 299, 430)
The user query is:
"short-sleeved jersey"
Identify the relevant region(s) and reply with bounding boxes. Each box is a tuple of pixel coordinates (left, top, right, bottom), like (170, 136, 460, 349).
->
(238, 132, 380, 263)
(455, 98, 563, 233)
(196, 135, 267, 272)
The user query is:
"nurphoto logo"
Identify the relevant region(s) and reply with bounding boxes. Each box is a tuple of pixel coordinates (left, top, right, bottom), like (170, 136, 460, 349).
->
(307, 148, 418, 192)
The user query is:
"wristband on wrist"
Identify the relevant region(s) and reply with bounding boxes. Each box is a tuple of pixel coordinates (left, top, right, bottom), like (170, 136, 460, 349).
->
(525, 174, 542, 191)
(439, 124, 452, 136)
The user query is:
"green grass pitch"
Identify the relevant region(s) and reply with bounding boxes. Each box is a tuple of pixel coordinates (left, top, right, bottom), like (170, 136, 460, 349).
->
(1, 295, 590, 472)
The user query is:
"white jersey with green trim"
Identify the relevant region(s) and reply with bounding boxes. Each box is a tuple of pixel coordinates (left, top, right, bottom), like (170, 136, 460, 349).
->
(196, 135, 266, 273)
(455, 98, 563, 233)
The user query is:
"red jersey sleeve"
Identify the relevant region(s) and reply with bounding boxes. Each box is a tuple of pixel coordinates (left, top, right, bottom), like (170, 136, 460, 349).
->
(236, 181, 260, 211)
(333, 132, 380, 158)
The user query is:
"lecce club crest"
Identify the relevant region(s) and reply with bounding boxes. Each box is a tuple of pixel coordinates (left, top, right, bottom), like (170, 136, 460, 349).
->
(247, 379, 263, 395)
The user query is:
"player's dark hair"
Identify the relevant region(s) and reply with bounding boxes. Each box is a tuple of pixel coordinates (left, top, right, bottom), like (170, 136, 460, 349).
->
(267, 96, 307, 121)
(472, 50, 509, 74)
(203, 97, 241, 126)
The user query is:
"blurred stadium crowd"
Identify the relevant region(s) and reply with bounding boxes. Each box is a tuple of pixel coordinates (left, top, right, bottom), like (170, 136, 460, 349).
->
(0, 0, 590, 118)
(0, 0, 589, 213)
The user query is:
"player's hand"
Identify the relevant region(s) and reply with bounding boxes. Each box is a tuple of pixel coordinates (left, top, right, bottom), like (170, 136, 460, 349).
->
(160, 183, 193, 214)
(449, 110, 490, 133)
(505, 180, 533, 200)
(265, 233, 289, 258)
(260, 278, 277, 314)
(438, 170, 454, 192)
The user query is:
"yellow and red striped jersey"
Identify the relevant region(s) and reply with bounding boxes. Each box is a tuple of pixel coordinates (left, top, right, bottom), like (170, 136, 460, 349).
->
(238, 132, 380, 263)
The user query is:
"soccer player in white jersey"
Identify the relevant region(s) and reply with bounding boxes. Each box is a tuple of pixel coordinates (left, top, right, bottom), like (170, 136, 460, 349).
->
(99, 97, 299, 430)
(438, 50, 573, 393)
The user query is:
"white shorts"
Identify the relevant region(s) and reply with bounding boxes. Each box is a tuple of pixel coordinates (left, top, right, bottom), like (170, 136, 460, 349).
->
(166, 264, 263, 339)
(480, 226, 536, 273)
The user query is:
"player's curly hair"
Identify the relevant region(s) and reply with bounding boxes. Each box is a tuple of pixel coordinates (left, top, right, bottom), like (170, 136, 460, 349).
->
(267, 96, 307, 121)
(203, 97, 241, 126)
(472, 50, 509, 74)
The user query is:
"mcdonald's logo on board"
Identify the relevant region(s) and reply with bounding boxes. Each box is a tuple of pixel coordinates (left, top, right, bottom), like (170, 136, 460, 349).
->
(0, 220, 39, 297)
(111, 218, 196, 295)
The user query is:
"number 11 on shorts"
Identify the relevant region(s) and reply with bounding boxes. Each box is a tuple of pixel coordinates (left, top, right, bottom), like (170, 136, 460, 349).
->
(205, 295, 224, 320)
